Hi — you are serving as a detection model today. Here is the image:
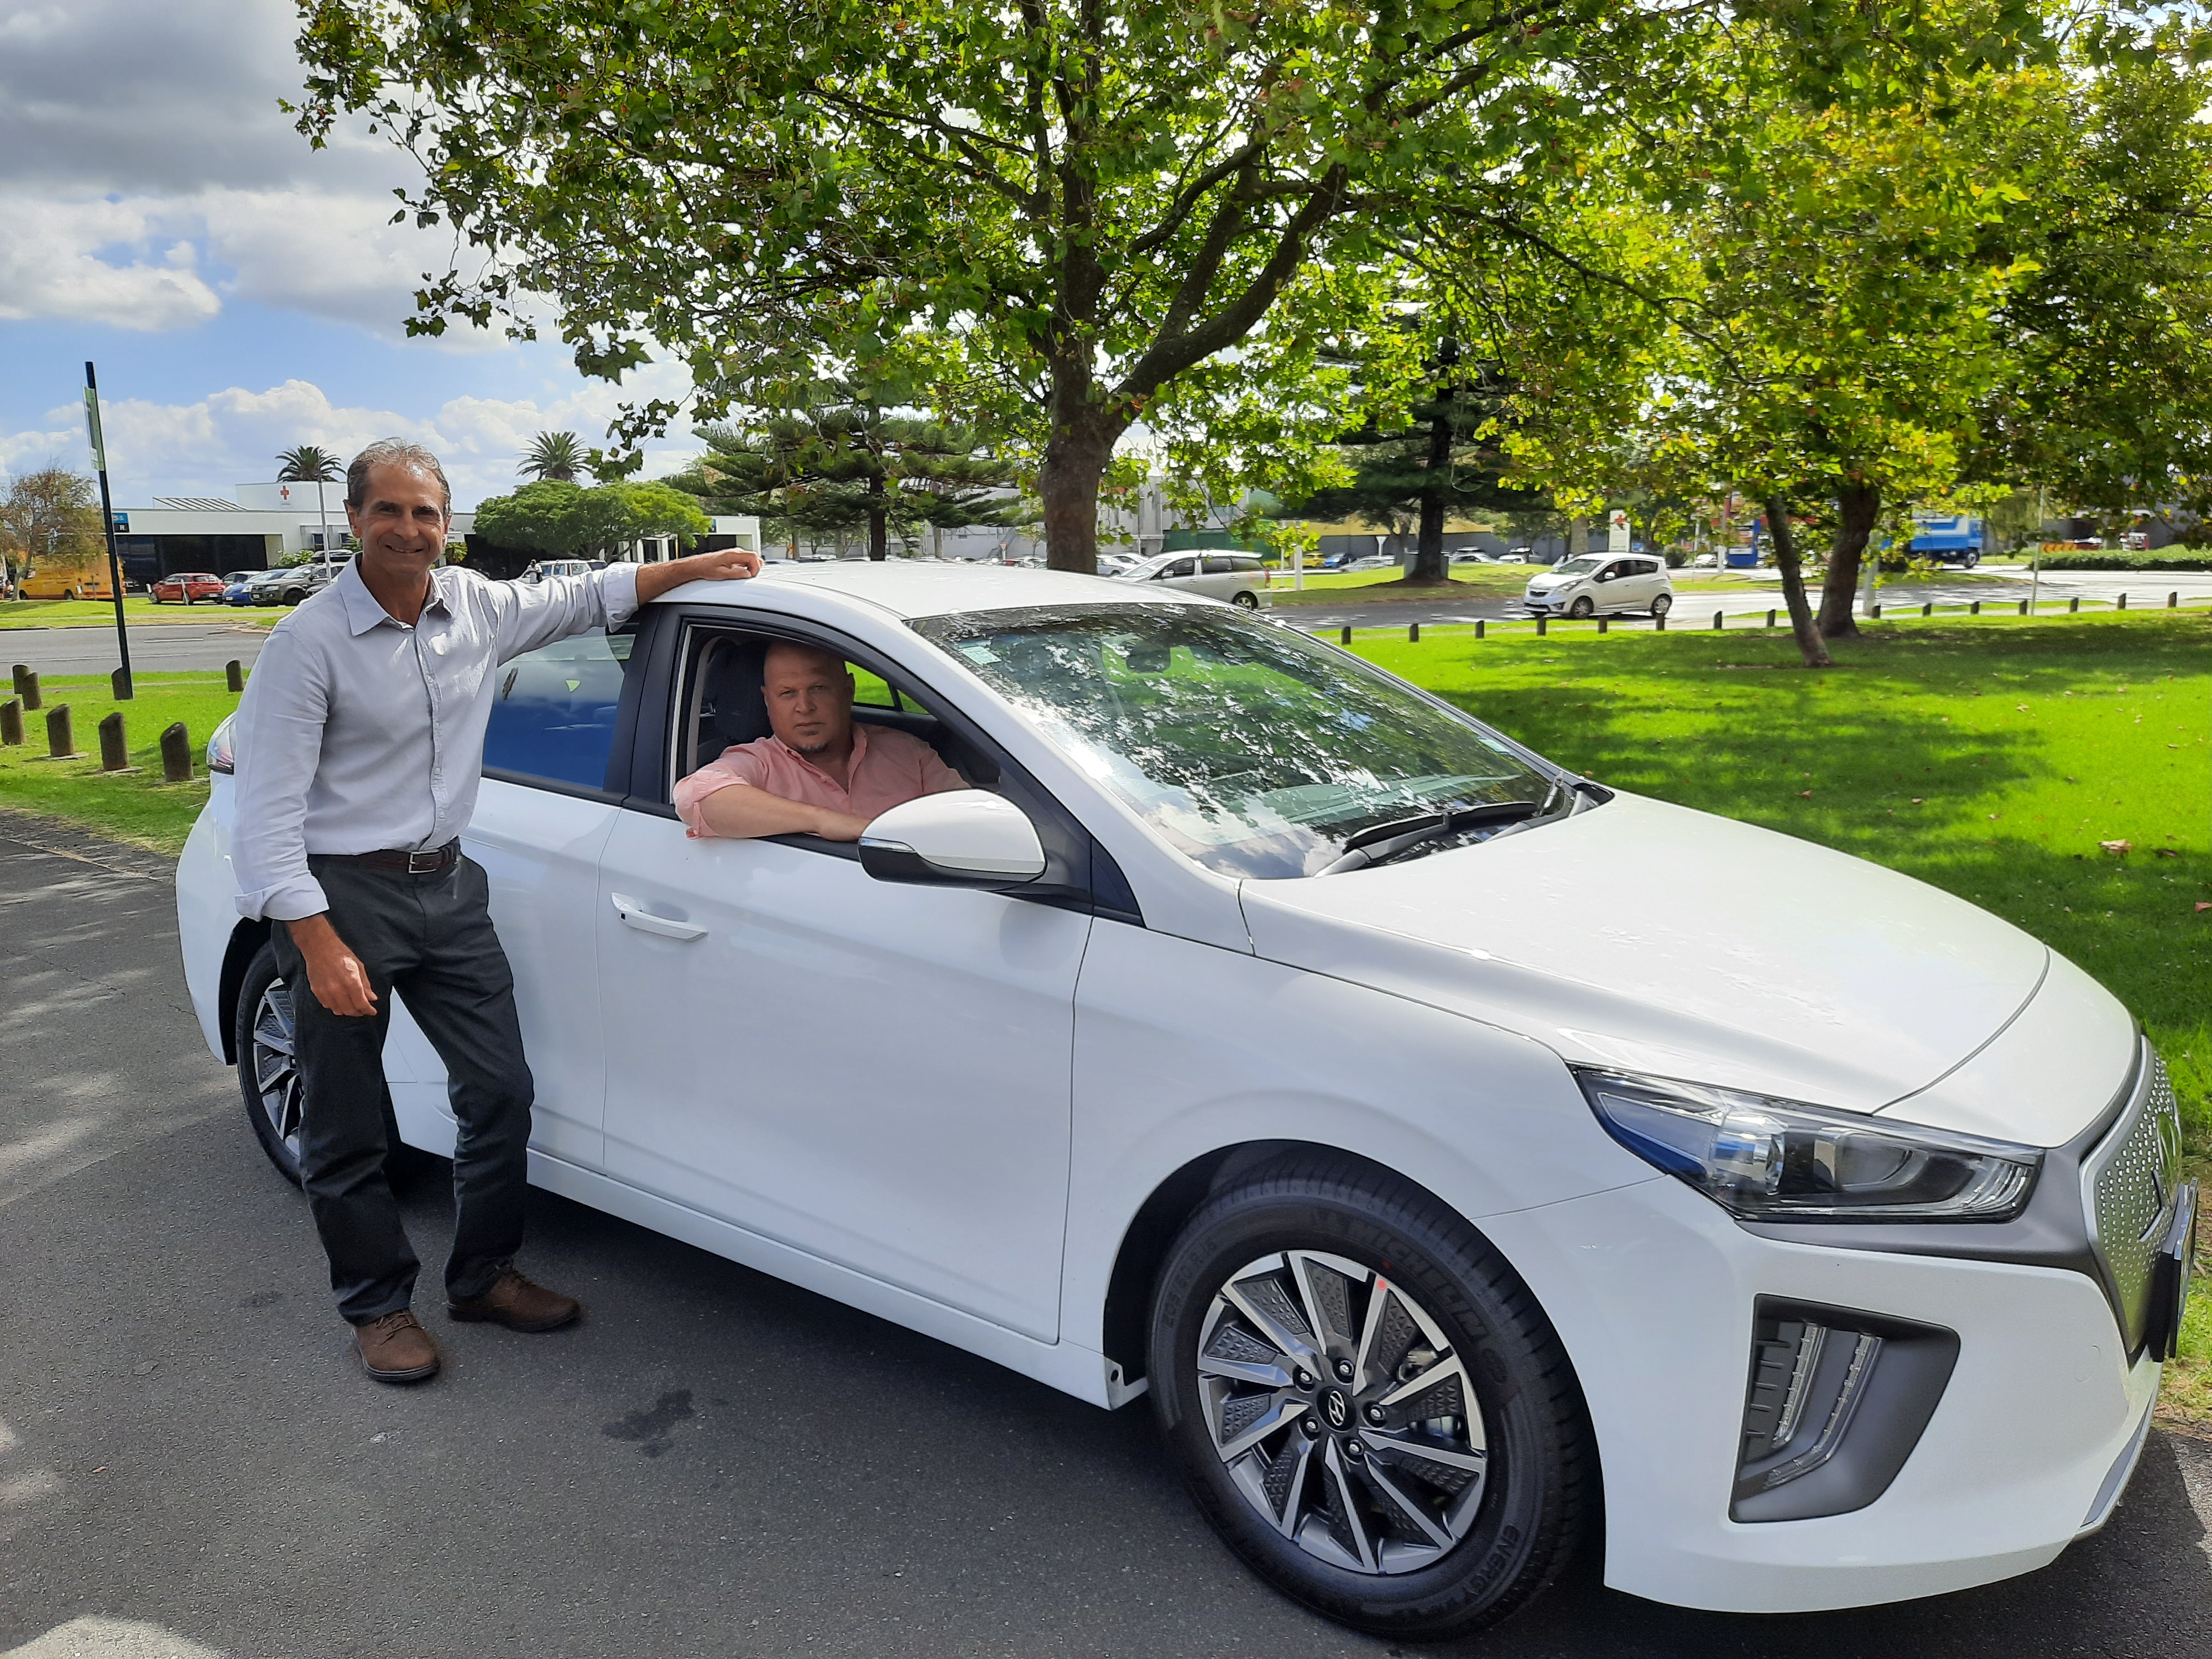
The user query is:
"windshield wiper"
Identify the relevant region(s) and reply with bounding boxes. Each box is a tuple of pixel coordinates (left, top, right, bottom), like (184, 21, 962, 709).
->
(1319, 794, 1556, 875)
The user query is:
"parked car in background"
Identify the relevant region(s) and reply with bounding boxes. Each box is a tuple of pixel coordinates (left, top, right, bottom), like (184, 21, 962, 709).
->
(1097, 552, 1143, 577)
(1118, 550, 1272, 607)
(1448, 551, 1496, 566)
(233, 561, 344, 607)
(1344, 555, 1397, 571)
(180, 561, 2191, 1640)
(1524, 554, 1674, 619)
(149, 571, 231, 605)
(18, 565, 117, 601)
(520, 559, 596, 583)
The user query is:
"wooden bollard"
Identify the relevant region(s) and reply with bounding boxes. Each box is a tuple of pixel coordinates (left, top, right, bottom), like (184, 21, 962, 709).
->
(1340, 625, 1352, 645)
(1408, 622, 1420, 643)
(2169, 591, 2178, 609)
(2018, 599, 2029, 615)
(1597, 616, 1609, 633)
(97, 711, 133, 773)
(226, 658, 244, 693)
(45, 705, 78, 759)
(1474, 619, 1485, 639)
(1922, 602, 1932, 617)
(111, 665, 132, 702)
(160, 721, 192, 782)
(1536, 615, 1548, 636)
(1870, 603, 1882, 619)
(2068, 596, 2079, 612)
(1766, 609, 1777, 629)
(1713, 611, 1724, 629)
(1655, 610, 1666, 632)
(1970, 599, 1980, 614)
(1, 698, 20, 745)
(2117, 592, 2128, 611)
(17, 667, 40, 711)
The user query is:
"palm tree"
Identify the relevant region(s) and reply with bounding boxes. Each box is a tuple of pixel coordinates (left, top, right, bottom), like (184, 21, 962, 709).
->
(519, 431, 588, 482)
(276, 444, 342, 561)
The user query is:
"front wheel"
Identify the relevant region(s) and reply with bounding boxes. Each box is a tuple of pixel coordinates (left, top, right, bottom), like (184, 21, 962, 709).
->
(281, 587, 307, 606)
(1230, 589, 1260, 609)
(1650, 591, 1672, 618)
(1567, 595, 1594, 619)
(1148, 1156, 1589, 1640)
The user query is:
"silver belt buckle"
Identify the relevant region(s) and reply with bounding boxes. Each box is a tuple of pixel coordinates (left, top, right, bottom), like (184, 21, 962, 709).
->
(406, 846, 445, 874)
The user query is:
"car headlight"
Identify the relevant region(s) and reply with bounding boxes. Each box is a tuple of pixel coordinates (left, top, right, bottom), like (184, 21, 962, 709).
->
(207, 713, 236, 775)
(1577, 1068, 2041, 1221)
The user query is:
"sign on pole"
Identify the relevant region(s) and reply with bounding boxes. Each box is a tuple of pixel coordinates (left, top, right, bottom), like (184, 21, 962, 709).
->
(1606, 510, 1630, 555)
(84, 362, 134, 701)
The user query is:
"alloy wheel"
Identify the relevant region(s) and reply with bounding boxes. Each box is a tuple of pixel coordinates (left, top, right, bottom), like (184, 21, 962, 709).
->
(249, 978, 305, 1168)
(1197, 1249, 1489, 1575)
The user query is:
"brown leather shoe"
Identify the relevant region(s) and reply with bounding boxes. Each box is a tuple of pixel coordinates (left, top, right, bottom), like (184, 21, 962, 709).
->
(355, 1310, 440, 1383)
(447, 1269, 580, 1333)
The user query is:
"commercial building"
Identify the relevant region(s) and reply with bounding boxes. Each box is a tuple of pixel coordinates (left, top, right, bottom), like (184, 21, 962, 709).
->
(110, 482, 479, 586)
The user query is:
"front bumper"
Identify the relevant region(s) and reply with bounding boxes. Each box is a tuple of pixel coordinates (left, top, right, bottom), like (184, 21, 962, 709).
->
(1481, 1173, 2163, 1613)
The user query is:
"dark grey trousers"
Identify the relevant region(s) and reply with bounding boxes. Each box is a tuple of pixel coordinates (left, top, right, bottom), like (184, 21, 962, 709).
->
(272, 854, 534, 1323)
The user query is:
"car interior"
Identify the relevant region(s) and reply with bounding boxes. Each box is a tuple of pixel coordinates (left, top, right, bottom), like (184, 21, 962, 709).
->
(676, 628, 1002, 797)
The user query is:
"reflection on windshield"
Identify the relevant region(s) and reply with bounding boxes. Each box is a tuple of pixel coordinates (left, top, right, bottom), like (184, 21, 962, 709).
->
(910, 603, 1556, 878)
(1551, 557, 1601, 576)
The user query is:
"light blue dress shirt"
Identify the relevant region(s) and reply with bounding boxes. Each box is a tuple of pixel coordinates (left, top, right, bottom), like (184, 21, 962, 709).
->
(231, 557, 640, 922)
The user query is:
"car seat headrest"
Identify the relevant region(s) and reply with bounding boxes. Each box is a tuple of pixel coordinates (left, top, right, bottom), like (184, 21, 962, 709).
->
(702, 637, 771, 749)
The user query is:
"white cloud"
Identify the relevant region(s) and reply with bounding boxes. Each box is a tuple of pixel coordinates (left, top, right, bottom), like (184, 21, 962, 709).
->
(3, 371, 707, 509)
(0, 195, 220, 331)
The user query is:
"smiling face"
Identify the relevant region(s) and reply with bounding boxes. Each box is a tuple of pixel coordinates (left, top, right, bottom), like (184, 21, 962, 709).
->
(345, 460, 450, 585)
(762, 640, 856, 757)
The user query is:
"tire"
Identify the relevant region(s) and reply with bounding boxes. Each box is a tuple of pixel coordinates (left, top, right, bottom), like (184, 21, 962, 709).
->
(281, 587, 307, 606)
(233, 940, 405, 1188)
(1650, 592, 1672, 618)
(1964, 552, 1980, 570)
(1231, 589, 1260, 609)
(1567, 596, 1594, 619)
(1147, 1156, 1589, 1640)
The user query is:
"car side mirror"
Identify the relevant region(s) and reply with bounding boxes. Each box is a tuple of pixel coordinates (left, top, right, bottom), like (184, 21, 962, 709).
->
(858, 789, 1046, 888)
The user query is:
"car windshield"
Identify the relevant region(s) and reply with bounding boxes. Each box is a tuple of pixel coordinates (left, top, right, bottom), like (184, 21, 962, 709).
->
(1550, 557, 1603, 576)
(910, 602, 1557, 878)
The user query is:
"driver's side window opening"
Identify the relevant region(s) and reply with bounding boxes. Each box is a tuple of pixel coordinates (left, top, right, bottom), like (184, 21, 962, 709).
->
(672, 627, 1001, 805)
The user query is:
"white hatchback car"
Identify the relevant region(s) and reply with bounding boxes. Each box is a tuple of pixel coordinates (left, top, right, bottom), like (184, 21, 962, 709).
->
(176, 564, 2192, 1640)
(1525, 554, 1674, 619)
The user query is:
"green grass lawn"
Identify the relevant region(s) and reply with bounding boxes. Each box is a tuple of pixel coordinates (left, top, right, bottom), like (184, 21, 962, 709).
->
(1359, 610, 2211, 1425)
(0, 674, 232, 847)
(0, 596, 279, 630)
(1265, 565, 1533, 602)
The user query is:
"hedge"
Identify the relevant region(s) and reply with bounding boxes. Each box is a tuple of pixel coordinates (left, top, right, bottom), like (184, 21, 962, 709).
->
(2031, 549, 2212, 571)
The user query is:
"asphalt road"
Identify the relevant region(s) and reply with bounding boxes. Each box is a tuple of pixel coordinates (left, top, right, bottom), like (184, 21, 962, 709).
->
(2, 623, 269, 680)
(2, 808, 2208, 1659)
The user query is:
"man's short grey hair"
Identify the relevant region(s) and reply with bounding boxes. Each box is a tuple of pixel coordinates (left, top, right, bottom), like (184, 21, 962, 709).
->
(346, 439, 452, 512)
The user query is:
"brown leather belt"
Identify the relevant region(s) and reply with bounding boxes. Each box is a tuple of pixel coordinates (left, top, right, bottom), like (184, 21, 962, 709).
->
(313, 840, 461, 875)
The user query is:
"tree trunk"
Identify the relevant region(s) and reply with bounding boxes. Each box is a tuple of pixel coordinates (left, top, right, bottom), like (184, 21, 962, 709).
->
(1764, 494, 1833, 669)
(1816, 479, 1881, 638)
(1040, 421, 1114, 575)
(1407, 341, 1459, 586)
(867, 473, 888, 562)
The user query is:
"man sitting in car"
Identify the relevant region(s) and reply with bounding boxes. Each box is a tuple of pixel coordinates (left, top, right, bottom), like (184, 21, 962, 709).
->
(675, 639, 966, 840)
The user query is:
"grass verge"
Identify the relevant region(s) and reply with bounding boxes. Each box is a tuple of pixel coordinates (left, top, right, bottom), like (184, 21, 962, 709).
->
(1, 597, 279, 630)
(0, 674, 231, 850)
(1360, 611, 2211, 1425)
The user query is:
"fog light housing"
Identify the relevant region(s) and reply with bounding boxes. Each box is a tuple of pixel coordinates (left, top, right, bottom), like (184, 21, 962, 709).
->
(1733, 1299, 1960, 1522)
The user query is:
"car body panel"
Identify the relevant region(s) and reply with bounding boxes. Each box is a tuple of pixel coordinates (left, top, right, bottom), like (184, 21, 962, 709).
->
(1239, 791, 2062, 1126)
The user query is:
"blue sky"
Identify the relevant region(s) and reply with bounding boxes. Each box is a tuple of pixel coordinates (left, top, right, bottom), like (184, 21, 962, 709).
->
(0, 0, 702, 509)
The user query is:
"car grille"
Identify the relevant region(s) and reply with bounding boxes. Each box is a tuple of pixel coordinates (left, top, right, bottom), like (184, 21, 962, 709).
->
(2083, 1047, 2184, 1354)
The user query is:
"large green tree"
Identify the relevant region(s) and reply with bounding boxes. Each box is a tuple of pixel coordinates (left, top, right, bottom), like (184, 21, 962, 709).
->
(292, 0, 1997, 573)
(472, 479, 708, 565)
(1, 467, 103, 594)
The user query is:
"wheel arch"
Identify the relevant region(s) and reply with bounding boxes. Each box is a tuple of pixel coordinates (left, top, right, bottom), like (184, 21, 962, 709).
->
(1099, 1138, 1478, 1391)
(217, 917, 272, 1063)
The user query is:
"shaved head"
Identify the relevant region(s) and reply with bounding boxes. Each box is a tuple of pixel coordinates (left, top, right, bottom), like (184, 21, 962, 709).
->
(760, 639, 855, 757)
(762, 639, 847, 684)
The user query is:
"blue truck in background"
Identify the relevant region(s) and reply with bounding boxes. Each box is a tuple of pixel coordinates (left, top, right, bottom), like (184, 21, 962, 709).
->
(1907, 513, 1987, 567)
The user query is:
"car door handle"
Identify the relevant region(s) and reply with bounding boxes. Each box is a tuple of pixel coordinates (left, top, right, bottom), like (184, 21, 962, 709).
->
(610, 893, 708, 941)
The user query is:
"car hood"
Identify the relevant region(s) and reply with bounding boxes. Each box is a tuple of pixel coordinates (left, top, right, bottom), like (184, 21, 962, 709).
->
(1238, 792, 2088, 1133)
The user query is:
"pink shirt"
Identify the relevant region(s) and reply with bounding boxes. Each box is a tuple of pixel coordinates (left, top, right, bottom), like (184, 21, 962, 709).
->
(674, 723, 966, 836)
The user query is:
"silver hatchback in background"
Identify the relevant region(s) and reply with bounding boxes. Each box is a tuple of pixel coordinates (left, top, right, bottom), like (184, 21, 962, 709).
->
(1115, 550, 1272, 608)
(1525, 554, 1674, 619)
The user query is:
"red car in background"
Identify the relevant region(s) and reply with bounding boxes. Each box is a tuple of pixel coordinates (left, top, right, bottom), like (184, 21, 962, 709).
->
(149, 572, 229, 604)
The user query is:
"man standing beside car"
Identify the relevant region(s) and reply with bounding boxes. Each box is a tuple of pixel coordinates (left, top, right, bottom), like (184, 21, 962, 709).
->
(231, 438, 761, 1384)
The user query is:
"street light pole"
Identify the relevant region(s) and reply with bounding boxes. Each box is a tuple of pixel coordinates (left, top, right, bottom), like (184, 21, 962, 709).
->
(82, 361, 133, 701)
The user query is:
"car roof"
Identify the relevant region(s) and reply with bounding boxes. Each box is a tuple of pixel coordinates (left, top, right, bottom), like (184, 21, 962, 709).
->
(665, 558, 1202, 622)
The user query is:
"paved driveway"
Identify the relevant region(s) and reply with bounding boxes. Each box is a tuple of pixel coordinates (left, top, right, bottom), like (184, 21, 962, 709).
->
(2, 623, 270, 680)
(1, 810, 2206, 1659)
